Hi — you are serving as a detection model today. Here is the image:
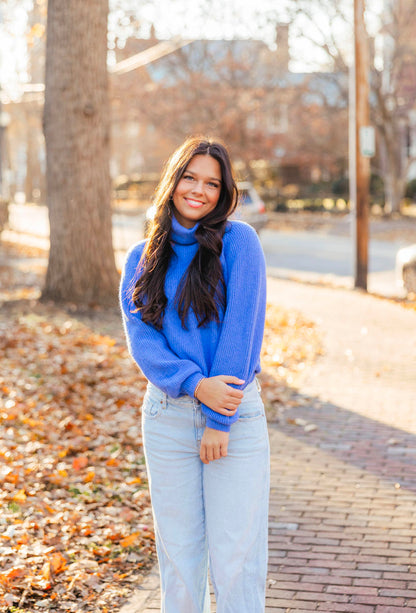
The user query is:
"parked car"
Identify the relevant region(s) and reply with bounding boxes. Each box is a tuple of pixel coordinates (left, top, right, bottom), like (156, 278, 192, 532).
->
(233, 182, 268, 233)
(396, 244, 416, 294)
(144, 181, 268, 235)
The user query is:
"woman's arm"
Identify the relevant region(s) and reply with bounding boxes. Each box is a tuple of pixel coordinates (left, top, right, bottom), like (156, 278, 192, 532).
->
(196, 375, 245, 463)
(199, 223, 267, 432)
(120, 243, 204, 398)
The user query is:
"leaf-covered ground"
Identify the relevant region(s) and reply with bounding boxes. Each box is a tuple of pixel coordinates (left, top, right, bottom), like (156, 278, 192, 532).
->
(0, 241, 322, 612)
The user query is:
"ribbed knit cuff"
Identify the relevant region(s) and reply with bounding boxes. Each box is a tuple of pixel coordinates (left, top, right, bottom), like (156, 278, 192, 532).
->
(181, 372, 205, 398)
(205, 417, 231, 432)
(203, 405, 239, 432)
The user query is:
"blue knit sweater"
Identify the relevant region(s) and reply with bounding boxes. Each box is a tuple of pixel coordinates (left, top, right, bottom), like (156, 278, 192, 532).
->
(119, 215, 267, 432)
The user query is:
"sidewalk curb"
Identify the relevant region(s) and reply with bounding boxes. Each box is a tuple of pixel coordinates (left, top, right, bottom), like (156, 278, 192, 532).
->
(118, 565, 160, 613)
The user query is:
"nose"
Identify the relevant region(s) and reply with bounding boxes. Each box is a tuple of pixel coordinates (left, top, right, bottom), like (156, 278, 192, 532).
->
(191, 180, 204, 195)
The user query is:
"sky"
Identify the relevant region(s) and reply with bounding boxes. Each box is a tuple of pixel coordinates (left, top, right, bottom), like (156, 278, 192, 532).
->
(0, 1, 32, 97)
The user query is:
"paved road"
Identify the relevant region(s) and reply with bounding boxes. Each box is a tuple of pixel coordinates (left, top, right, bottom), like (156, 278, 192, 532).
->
(261, 228, 404, 276)
(119, 278, 416, 612)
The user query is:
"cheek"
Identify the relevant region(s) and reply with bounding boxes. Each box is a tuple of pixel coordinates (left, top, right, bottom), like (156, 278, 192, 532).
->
(210, 193, 220, 207)
(172, 187, 184, 204)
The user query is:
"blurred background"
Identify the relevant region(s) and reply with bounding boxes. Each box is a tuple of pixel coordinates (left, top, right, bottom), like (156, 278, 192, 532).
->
(1, 0, 416, 211)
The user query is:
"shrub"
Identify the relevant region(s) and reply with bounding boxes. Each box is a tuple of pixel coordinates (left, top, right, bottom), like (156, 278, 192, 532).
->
(405, 178, 416, 201)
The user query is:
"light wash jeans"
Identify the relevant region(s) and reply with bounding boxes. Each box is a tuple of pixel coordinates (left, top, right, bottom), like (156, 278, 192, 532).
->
(141, 378, 270, 613)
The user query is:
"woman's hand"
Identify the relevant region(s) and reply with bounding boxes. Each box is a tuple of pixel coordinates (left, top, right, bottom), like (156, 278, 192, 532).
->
(200, 427, 229, 464)
(195, 375, 244, 416)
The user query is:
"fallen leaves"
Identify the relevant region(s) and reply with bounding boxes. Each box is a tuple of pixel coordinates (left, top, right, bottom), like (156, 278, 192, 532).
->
(0, 309, 155, 611)
(0, 239, 324, 610)
(259, 302, 323, 421)
(286, 416, 318, 433)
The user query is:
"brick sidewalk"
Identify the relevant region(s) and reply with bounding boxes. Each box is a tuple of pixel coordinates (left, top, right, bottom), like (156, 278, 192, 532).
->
(120, 278, 416, 613)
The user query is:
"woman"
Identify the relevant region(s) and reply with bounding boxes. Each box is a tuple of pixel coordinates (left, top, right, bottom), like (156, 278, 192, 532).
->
(120, 136, 270, 613)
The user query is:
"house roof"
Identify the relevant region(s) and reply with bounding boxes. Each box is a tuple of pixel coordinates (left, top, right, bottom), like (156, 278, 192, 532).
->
(144, 39, 347, 107)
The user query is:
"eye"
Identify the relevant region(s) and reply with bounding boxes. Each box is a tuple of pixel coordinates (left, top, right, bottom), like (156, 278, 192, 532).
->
(183, 174, 195, 182)
(208, 181, 220, 189)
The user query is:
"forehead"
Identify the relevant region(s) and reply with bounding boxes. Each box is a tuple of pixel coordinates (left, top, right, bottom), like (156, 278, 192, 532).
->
(186, 154, 222, 179)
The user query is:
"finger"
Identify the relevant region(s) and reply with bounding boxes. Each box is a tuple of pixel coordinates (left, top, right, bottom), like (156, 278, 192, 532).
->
(215, 406, 237, 416)
(200, 446, 209, 464)
(226, 398, 242, 407)
(223, 401, 240, 411)
(213, 446, 221, 460)
(227, 389, 244, 399)
(220, 375, 245, 386)
(207, 447, 215, 462)
(221, 404, 238, 413)
(220, 443, 228, 458)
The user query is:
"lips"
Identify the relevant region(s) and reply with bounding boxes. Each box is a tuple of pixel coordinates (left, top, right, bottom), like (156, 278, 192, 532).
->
(185, 198, 205, 209)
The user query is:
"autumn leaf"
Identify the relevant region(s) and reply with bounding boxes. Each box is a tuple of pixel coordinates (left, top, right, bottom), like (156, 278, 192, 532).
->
(127, 477, 142, 485)
(49, 552, 68, 574)
(120, 532, 141, 547)
(12, 489, 27, 503)
(0, 566, 26, 585)
(84, 470, 95, 483)
(106, 458, 120, 467)
(42, 561, 52, 581)
(72, 456, 89, 470)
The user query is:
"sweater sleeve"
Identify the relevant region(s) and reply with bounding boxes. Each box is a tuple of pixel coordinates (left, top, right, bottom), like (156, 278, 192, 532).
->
(201, 223, 267, 432)
(119, 243, 204, 398)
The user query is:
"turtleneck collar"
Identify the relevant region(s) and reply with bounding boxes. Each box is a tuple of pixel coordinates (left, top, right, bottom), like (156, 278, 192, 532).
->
(170, 214, 199, 245)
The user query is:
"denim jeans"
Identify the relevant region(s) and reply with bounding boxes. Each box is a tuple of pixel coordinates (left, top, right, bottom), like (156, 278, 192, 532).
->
(141, 379, 270, 613)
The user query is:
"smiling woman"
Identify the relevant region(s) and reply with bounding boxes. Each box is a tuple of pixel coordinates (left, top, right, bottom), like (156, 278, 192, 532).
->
(172, 154, 222, 228)
(120, 135, 270, 612)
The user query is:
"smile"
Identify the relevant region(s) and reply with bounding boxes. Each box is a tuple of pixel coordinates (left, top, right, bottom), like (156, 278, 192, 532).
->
(185, 198, 205, 208)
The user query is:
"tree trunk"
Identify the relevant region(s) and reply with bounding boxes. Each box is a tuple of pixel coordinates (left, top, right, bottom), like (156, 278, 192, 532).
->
(382, 123, 404, 215)
(384, 169, 403, 214)
(42, 0, 119, 305)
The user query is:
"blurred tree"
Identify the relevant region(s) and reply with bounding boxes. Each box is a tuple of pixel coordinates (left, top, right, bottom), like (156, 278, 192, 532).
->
(110, 35, 348, 187)
(373, 0, 416, 213)
(42, 0, 119, 305)
(111, 38, 300, 175)
(286, 0, 416, 213)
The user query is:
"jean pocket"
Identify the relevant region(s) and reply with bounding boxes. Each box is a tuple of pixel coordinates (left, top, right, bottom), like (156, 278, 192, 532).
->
(238, 401, 265, 421)
(142, 396, 164, 420)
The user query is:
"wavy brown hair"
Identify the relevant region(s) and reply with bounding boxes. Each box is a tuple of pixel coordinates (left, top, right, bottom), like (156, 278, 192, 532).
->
(131, 136, 238, 330)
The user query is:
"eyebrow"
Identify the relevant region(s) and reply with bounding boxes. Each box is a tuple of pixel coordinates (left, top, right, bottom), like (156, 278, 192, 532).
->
(185, 170, 222, 182)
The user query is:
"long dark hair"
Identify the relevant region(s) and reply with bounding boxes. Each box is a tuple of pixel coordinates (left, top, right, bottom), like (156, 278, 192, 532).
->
(130, 136, 238, 330)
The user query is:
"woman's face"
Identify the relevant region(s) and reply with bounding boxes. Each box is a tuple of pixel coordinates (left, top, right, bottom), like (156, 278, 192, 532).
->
(172, 154, 222, 228)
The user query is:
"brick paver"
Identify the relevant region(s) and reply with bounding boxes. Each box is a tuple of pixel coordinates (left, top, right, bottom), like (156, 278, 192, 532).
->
(120, 277, 416, 612)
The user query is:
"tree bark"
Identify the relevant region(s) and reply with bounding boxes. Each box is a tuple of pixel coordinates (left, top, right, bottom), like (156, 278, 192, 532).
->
(42, 0, 119, 305)
(382, 122, 405, 214)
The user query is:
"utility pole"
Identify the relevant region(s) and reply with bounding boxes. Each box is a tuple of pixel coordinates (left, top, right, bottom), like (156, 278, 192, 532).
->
(349, 0, 371, 290)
